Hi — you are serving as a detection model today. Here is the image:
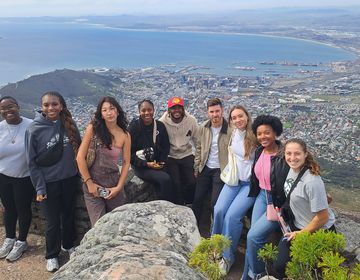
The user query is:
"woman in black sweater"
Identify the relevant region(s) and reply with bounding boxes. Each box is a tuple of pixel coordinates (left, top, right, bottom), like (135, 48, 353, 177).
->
(128, 99, 174, 202)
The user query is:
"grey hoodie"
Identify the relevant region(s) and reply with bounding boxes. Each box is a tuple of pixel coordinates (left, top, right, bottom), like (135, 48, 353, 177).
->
(25, 111, 80, 195)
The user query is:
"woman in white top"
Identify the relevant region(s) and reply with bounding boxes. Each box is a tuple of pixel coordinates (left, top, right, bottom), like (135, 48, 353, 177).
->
(0, 96, 34, 262)
(212, 105, 258, 274)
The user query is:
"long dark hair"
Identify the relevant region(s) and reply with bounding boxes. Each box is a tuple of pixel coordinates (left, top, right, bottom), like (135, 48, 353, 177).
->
(41, 91, 80, 155)
(92, 96, 128, 149)
(284, 138, 321, 176)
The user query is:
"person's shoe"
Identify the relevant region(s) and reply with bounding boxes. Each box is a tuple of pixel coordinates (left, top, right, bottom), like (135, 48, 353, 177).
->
(219, 258, 233, 275)
(61, 245, 75, 255)
(254, 272, 267, 280)
(6, 240, 28, 261)
(0, 238, 16, 258)
(46, 258, 59, 272)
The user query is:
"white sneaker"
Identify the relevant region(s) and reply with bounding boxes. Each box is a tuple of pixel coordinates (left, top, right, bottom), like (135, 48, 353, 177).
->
(61, 245, 75, 255)
(0, 238, 16, 259)
(46, 258, 59, 272)
(219, 258, 233, 275)
(6, 240, 28, 261)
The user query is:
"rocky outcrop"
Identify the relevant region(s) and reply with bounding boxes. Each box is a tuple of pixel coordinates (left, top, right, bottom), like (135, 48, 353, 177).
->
(333, 208, 360, 264)
(52, 201, 206, 280)
(0, 169, 159, 241)
(333, 208, 360, 252)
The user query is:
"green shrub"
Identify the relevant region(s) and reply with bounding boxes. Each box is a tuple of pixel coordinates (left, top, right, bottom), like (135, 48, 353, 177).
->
(259, 230, 360, 279)
(286, 230, 346, 279)
(258, 243, 278, 278)
(188, 234, 231, 280)
(351, 263, 360, 280)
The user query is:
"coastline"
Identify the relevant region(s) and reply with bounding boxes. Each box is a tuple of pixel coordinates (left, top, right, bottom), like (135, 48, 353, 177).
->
(0, 19, 358, 86)
(76, 20, 360, 58)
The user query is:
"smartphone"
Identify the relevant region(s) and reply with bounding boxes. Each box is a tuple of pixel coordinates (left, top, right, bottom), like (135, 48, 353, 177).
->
(98, 187, 110, 198)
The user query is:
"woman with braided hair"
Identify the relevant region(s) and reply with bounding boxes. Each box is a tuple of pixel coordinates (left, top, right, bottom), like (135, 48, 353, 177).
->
(25, 91, 81, 272)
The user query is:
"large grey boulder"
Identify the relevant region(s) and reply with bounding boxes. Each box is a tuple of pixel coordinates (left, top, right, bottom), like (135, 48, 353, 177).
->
(52, 200, 206, 280)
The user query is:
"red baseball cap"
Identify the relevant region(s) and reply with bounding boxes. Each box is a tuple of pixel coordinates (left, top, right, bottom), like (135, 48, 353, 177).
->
(167, 97, 184, 108)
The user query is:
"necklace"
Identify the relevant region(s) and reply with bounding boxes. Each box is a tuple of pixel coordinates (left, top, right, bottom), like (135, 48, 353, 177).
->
(6, 123, 21, 144)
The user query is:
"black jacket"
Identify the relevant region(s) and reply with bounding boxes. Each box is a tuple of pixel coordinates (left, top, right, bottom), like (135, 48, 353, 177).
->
(248, 140, 289, 208)
(128, 118, 170, 168)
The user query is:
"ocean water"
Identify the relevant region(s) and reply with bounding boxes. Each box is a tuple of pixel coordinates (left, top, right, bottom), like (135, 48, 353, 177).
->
(0, 21, 356, 86)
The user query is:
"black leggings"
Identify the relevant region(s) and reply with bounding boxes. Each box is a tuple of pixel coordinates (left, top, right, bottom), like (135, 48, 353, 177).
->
(134, 167, 175, 203)
(192, 166, 223, 224)
(0, 174, 34, 241)
(41, 176, 78, 259)
(166, 155, 196, 205)
(272, 224, 337, 279)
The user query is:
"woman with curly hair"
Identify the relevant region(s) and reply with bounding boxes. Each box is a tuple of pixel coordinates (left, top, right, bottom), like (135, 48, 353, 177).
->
(77, 96, 130, 226)
(272, 138, 335, 279)
(25, 91, 81, 272)
(242, 115, 285, 280)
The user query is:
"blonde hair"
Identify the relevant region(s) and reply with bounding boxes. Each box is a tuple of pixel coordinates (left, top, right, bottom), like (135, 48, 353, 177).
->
(228, 105, 258, 160)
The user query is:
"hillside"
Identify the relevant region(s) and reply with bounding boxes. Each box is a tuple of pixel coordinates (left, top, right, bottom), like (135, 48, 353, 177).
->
(0, 69, 116, 117)
(1, 68, 359, 190)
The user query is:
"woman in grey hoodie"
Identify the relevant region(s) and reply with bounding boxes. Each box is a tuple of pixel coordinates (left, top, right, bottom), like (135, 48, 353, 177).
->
(25, 91, 81, 272)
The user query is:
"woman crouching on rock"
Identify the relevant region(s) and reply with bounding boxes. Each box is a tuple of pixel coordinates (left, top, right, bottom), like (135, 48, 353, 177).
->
(77, 96, 130, 227)
(25, 91, 81, 272)
(272, 138, 335, 279)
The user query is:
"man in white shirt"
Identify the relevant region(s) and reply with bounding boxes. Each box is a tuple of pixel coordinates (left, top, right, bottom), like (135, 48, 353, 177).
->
(192, 98, 232, 225)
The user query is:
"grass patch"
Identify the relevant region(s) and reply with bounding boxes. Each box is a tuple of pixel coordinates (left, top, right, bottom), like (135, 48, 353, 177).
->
(326, 184, 360, 212)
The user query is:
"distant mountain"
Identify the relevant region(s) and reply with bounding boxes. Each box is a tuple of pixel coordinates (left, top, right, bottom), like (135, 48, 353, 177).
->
(0, 69, 115, 118)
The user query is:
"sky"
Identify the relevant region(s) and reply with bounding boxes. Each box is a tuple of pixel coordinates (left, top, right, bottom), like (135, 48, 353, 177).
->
(0, 0, 359, 17)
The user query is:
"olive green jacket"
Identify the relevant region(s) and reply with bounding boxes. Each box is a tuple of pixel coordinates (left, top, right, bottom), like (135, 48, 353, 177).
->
(194, 118, 232, 175)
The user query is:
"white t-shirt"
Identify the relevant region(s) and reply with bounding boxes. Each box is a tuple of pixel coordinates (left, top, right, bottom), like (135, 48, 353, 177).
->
(0, 117, 33, 177)
(231, 129, 254, 182)
(206, 126, 221, 169)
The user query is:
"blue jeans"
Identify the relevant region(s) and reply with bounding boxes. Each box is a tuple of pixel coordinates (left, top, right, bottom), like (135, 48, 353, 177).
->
(242, 189, 280, 279)
(212, 181, 255, 264)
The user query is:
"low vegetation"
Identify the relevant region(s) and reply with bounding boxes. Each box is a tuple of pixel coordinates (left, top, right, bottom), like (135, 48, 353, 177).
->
(188, 234, 231, 280)
(258, 230, 360, 280)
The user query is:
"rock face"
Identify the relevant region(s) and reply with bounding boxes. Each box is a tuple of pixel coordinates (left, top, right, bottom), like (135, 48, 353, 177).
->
(0, 169, 159, 241)
(333, 208, 360, 252)
(52, 201, 206, 280)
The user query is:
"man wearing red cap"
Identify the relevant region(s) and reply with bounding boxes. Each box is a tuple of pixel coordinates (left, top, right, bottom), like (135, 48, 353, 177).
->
(160, 97, 199, 205)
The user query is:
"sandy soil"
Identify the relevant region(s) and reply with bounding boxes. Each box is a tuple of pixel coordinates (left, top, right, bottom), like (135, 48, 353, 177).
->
(0, 226, 70, 280)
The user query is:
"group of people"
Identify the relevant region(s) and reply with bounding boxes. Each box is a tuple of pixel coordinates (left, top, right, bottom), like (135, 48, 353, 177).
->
(0, 93, 335, 279)
(204, 103, 335, 279)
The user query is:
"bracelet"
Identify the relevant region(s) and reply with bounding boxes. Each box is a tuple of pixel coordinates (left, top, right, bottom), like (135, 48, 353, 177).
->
(84, 177, 92, 184)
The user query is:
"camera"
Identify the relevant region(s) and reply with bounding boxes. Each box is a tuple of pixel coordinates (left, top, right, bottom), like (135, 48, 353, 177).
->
(143, 147, 154, 161)
(98, 187, 110, 198)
